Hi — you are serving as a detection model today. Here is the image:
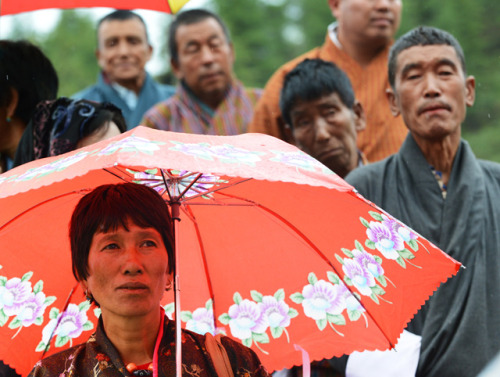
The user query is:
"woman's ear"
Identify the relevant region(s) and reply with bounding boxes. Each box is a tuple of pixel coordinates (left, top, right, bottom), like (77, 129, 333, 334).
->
(6, 88, 19, 119)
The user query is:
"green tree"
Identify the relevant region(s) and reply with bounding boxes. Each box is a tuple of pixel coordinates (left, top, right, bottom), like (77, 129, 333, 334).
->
(40, 10, 99, 97)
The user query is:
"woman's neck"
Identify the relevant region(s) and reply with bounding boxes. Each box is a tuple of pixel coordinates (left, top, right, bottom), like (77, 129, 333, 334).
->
(102, 308, 162, 365)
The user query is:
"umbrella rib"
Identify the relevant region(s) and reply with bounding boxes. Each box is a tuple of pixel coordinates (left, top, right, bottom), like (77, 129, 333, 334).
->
(216, 190, 396, 349)
(0, 190, 90, 231)
(182, 205, 218, 325)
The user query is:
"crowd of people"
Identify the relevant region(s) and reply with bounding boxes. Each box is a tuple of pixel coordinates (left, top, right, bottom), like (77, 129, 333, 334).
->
(1, 0, 500, 376)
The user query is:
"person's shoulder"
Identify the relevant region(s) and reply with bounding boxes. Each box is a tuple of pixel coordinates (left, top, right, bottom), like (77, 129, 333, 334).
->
(149, 78, 176, 98)
(28, 343, 86, 376)
(477, 158, 500, 183)
(197, 332, 269, 377)
(345, 157, 392, 186)
(242, 86, 264, 102)
(72, 84, 103, 102)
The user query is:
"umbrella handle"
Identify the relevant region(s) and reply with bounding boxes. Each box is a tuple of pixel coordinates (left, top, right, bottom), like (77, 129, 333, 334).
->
(172, 206, 182, 377)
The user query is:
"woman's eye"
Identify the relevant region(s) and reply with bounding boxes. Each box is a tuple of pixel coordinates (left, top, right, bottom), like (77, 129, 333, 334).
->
(142, 240, 157, 247)
(102, 243, 119, 251)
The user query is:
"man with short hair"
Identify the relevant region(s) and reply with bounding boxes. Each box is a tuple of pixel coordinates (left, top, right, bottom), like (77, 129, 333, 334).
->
(141, 9, 261, 135)
(249, 0, 407, 162)
(346, 26, 500, 377)
(280, 58, 366, 178)
(73, 10, 175, 130)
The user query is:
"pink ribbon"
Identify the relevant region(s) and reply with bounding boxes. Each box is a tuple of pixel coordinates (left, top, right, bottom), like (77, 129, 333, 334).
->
(294, 344, 311, 377)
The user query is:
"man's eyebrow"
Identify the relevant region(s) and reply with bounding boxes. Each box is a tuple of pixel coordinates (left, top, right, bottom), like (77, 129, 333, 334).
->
(400, 62, 421, 78)
(436, 58, 458, 69)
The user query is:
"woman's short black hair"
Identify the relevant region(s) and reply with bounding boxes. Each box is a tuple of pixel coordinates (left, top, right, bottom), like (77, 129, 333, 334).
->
(70, 183, 175, 282)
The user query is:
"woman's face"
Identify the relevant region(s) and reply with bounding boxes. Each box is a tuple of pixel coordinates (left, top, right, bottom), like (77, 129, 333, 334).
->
(81, 219, 171, 319)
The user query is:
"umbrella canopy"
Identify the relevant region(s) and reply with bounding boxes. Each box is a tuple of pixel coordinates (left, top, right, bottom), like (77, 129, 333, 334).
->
(0, 0, 190, 15)
(0, 127, 460, 376)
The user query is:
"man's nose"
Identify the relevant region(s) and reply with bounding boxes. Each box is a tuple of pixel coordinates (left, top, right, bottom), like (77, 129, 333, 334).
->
(315, 118, 332, 142)
(200, 45, 216, 64)
(423, 74, 442, 98)
(117, 41, 131, 55)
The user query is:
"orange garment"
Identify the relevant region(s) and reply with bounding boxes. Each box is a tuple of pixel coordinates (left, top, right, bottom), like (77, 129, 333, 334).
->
(248, 34, 408, 162)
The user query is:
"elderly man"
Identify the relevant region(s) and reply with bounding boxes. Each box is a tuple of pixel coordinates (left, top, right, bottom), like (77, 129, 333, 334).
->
(346, 26, 500, 377)
(280, 58, 366, 178)
(141, 9, 261, 135)
(249, 0, 407, 162)
(73, 10, 175, 130)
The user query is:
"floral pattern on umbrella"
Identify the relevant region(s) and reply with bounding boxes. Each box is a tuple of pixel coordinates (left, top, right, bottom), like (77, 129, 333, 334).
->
(36, 301, 94, 352)
(0, 268, 56, 339)
(0, 128, 461, 375)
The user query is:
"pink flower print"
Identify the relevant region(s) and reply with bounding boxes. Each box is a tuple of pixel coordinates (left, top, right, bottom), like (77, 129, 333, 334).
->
(258, 296, 291, 329)
(227, 299, 266, 340)
(382, 215, 417, 242)
(342, 259, 376, 296)
(366, 221, 404, 259)
(186, 307, 215, 335)
(16, 291, 47, 327)
(0, 278, 32, 317)
(56, 304, 88, 339)
(352, 249, 384, 279)
(301, 280, 347, 320)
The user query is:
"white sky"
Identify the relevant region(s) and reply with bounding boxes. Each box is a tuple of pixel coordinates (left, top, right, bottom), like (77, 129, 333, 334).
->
(0, 0, 210, 75)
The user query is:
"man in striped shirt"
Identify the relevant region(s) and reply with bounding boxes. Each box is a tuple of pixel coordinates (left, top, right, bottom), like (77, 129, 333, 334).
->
(249, 0, 407, 162)
(141, 9, 261, 135)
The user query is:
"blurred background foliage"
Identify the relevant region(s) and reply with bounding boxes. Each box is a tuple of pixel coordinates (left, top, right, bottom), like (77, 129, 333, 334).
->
(2, 0, 500, 161)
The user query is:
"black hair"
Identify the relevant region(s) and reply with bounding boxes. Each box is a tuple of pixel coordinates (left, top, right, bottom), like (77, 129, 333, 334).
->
(388, 26, 466, 88)
(81, 101, 127, 138)
(168, 8, 231, 64)
(70, 183, 175, 283)
(0, 40, 59, 124)
(97, 9, 149, 44)
(280, 58, 355, 127)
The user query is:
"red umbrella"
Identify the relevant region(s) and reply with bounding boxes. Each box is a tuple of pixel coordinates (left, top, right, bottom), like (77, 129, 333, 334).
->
(0, 127, 460, 376)
(0, 0, 190, 15)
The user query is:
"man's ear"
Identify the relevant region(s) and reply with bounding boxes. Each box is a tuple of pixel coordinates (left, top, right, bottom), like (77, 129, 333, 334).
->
(145, 44, 153, 63)
(386, 87, 401, 117)
(328, 0, 341, 18)
(96, 49, 105, 70)
(352, 100, 366, 132)
(465, 75, 476, 107)
(171, 58, 183, 80)
(6, 88, 19, 119)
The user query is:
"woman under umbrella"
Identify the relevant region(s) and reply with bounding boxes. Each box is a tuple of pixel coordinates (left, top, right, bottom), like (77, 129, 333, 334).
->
(28, 183, 269, 377)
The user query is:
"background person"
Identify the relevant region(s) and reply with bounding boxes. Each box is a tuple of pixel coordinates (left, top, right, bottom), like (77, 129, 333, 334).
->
(249, 0, 407, 162)
(141, 9, 261, 135)
(0, 40, 59, 173)
(13, 97, 126, 167)
(346, 26, 500, 377)
(28, 182, 268, 376)
(280, 58, 366, 178)
(73, 10, 175, 130)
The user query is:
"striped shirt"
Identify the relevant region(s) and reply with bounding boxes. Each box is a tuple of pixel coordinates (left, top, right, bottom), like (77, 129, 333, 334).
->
(141, 81, 262, 135)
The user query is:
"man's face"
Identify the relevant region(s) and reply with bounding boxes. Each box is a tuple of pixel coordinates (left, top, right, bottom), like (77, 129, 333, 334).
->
(291, 92, 365, 178)
(387, 45, 475, 142)
(172, 18, 234, 107)
(96, 18, 152, 86)
(330, 0, 402, 46)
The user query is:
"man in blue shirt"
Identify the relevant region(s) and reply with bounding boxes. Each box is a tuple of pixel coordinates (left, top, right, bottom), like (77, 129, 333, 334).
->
(73, 10, 175, 130)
